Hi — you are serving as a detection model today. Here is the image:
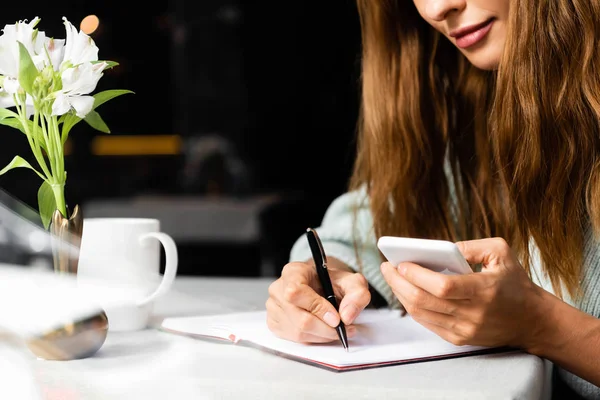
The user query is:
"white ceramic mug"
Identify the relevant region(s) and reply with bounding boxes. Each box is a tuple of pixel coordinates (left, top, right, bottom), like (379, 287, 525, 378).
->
(76, 218, 178, 332)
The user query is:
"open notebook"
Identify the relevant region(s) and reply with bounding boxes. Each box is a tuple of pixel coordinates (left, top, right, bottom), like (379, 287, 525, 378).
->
(160, 309, 509, 372)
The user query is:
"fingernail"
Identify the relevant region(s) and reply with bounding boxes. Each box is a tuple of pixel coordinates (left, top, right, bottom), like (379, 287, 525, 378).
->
(398, 265, 407, 275)
(341, 305, 359, 323)
(323, 311, 339, 327)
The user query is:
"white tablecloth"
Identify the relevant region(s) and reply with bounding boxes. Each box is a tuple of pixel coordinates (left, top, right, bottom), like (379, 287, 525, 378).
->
(2, 276, 552, 400)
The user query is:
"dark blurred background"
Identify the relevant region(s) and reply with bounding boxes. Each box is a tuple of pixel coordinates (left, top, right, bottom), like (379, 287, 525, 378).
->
(0, 1, 362, 277)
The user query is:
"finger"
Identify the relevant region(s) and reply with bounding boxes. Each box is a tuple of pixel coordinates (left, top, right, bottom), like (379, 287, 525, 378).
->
(268, 278, 285, 307)
(417, 317, 488, 347)
(282, 282, 343, 333)
(455, 238, 512, 267)
(280, 262, 317, 287)
(394, 261, 478, 300)
(267, 315, 336, 344)
(399, 298, 457, 331)
(381, 263, 460, 315)
(265, 297, 281, 325)
(388, 289, 465, 344)
(416, 319, 467, 347)
(266, 296, 339, 342)
(267, 296, 358, 342)
(336, 273, 371, 324)
(270, 265, 331, 321)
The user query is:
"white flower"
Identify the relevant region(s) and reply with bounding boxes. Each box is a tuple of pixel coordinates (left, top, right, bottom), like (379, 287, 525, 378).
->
(49, 17, 105, 118)
(52, 61, 105, 117)
(0, 16, 130, 232)
(0, 88, 13, 108)
(0, 79, 34, 114)
(0, 16, 48, 116)
(2, 76, 20, 95)
(60, 17, 98, 68)
(0, 16, 106, 118)
(0, 17, 46, 89)
(45, 38, 65, 72)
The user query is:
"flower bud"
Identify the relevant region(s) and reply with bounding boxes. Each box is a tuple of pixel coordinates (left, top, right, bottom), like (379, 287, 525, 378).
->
(17, 87, 26, 103)
(33, 66, 55, 97)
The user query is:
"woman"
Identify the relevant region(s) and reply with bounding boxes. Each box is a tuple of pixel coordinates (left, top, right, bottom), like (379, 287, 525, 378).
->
(266, 0, 600, 398)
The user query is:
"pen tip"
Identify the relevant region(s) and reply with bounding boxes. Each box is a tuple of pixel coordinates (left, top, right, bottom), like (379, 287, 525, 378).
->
(341, 337, 349, 352)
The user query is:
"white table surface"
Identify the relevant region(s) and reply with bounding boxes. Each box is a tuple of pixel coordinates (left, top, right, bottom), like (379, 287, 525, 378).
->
(3, 276, 553, 400)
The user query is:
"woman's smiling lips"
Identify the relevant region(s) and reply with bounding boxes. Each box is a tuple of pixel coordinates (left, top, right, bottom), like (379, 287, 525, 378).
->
(449, 18, 495, 49)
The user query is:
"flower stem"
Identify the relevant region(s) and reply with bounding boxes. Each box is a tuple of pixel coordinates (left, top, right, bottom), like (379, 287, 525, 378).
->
(52, 183, 67, 218)
(13, 95, 52, 180)
(40, 112, 58, 177)
(50, 115, 65, 182)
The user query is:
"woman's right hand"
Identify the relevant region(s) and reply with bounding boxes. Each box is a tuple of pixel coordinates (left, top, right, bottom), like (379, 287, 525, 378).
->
(266, 259, 371, 343)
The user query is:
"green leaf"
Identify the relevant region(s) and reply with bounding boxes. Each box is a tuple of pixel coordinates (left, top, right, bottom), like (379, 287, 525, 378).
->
(60, 113, 81, 144)
(93, 60, 119, 69)
(93, 89, 134, 109)
(0, 155, 45, 179)
(84, 110, 110, 133)
(0, 117, 25, 133)
(37, 180, 56, 230)
(0, 108, 19, 120)
(59, 90, 133, 142)
(17, 42, 38, 94)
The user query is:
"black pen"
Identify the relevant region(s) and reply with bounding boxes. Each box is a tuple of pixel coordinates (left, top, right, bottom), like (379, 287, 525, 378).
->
(305, 227, 349, 352)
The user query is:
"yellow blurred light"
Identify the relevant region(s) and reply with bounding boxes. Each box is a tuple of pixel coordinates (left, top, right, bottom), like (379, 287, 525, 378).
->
(91, 135, 182, 156)
(80, 15, 100, 35)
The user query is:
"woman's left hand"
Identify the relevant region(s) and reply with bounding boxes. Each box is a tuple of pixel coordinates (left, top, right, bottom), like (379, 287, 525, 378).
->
(380, 238, 546, 349)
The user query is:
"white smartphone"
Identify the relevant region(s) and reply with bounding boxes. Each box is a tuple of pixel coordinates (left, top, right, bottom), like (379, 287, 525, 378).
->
(377, 236, 472, 275)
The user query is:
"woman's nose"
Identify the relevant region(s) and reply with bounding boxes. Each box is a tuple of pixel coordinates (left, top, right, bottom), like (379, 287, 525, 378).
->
(424, 0, 467, 21)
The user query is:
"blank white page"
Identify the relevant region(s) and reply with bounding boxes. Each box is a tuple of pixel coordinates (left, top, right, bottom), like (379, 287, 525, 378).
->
(161, 309, 498, 371)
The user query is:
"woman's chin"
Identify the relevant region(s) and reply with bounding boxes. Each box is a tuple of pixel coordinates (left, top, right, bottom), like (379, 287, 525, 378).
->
(467, 58, 500, 71)
(459, 41, 504, 71)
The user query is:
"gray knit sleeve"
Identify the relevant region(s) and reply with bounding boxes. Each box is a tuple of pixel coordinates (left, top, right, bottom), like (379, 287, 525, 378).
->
(289, 188, 398, 308)
(551, 226, 600, 399)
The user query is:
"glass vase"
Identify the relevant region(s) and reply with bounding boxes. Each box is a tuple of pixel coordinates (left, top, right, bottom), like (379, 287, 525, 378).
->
(25, 205, 109, 360)
(50, 205, 83, 274)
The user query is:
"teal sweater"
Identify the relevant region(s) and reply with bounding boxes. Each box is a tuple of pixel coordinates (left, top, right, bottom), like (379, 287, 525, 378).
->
(290, 188, 600, 399)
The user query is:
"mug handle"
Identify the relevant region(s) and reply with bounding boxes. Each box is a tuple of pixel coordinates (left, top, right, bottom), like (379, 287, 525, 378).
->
(136, 232, 178, 307)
